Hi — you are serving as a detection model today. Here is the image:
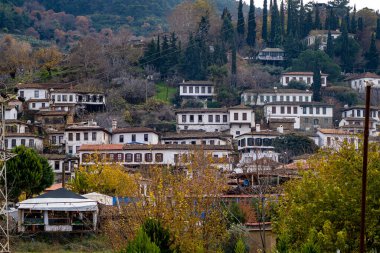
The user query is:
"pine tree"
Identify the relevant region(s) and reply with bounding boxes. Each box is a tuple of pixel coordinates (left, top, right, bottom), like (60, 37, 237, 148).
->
(286, 0, 292, 35)
(141, 38, 157, 68)
(326, 30, 334, 58)
(237, 0, 245, 36)
(221, 8, 234, 45)
(169, 32, 179, 67)
(262, 0, 268, 42)
(345, 8, 350, 33)
(314, 6, 321, 30)
(304, 11, 313, 37)
(160, 35, 170, 76)
(340, 20, 351, 72)
(155, 36, 161, 67)
(358, 17, 363, 32)
(280, 0, 285, 39)
(299, 0, 306, 37)
(269, 0, 281, 47)
(312, 64, 322, 102)
(365, 33, 379, 71)
(350, 5, 357, 34)
(376, 19, 380, 40)
(246, 0, 256, 47)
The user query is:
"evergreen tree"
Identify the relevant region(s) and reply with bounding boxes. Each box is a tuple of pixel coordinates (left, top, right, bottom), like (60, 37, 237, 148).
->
(286, 0, 292, 35)
(155, 36, 161, 67)
(124, 229, 160, 253)
(221, 8, 234, 45)
(169, 32, 179, 67)
(376, 19, 380, 40)
(159, 35, 170, 76)
(237, 0, 245, 36)
(338, 20, 355, 72)
(269, 0, 281, 47)
(350, 5, 357, 34)
(314, 6, 321, 30)
(142, 218, 173, 253)
(304, 11, 313, 37)
(196, 15, 211, 80)
(231, 43, 237, 76)
(358, 17, 363, 32)
(262, 0, 268, 42)
(280, 0, 285, 39)
(326, 8, 338, 30)
(312, 64, 322, 102)
(141, 38, 158, 68)
(365, 33, 379, 71)
(246, 0, 256, 47)
(345, 8, 350, 33)
(299, 0, 306, 37)
(326, 30, 334, 58)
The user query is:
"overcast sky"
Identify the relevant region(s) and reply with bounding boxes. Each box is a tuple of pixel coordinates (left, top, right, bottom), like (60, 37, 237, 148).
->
(243, 0, 380, 12)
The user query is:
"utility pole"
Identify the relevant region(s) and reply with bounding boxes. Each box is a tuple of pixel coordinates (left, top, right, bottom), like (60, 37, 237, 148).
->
(360, 81, 373, 253)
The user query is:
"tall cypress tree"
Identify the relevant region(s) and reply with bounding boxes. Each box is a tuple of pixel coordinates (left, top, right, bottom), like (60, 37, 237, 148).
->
(314, 6, 321, 30)
(262, 0, 268, 42)
(345, 8, 350, 33)
(237, 0, 245, 36)
(365, 33, 379, 71)
(358, 17, 363, 32)
(269, 0, 281, 47)
(299, 0, 306, 37)
(340, 20, 351, 72)
(231, 42, 237, 76)
(376, 19, 380, 40)
(141, 38, 157, 68)
(304, 11, 313, 37)
(280, 0, 285, 39)
(326, 30, 334, 58)
(350, 5, 357, 34)
(155, 36, 161, 67)
(221, 8, 234, 45)
(287, 0, 292, 35)
(246, 0, 256, 47)
(312, 64, 322, 102)
(160, 35, 170, 76)
(169, 32, 179, 67)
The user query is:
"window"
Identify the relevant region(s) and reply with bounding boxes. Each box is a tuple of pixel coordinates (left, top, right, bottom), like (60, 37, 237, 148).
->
(307, 77, 311, 84)
(316, 107, 320, 114)
(117, 153, 123, 161)
(247, 138, 254, 146)
(223, 115, 228, 122)
(285, 77, 289, 83)
(52, 136, 57, 144)
(198, 115, 203, 122)
(34, 90, 39, 98)
(145, 153, 153, 162)
(68, 133, 73, 141)
(182, 115, 186, 123)
(57, 95, 61, 101)
(357, 110, 361, 117)
(42, 103, 45, 108)
(281, 106, 285, 114)
(155, 153, 163, 162)
(272, 96, 276, 102)
(313, 119, 319, 125)
(20, 91, 24, 97)
(21, 139, 25, 146)
(305, 96, 309, 102)
(208, 87, 212, 93)
(69, 95, 73, 101)
(272, 106, 277, 114)
(216, 115, 220, 122)
(280, 96, 284, 101)
(125, 153, 133, 162)
(201, 86, 205, 93)
(190, 115, 194, 122)
(299, 96, 303, 102)
(195, 86, 199, 93)
(29, 139, 34, 147)
(84, 132, 88, 141)
(293, 96, 296, 102)
(242, 113, 247, 120)
(236, 131, 240, 135)
(234, 113, 238, 120)
(52, 161, 60, 171)
(62, 95, 67, 101)
(32, 103, 36, 108)
(303, 107, 307, 114)
(189, 87, 193, 93)
(144, 134, 148, 142)
(241, 138, 246, 147)
(208, 115, 213, 122)
(286, 96, 290, 102)
(132, 134, 136, 142)
(260, 96, 264, 102)
(287, 107, 291, 114)
(210, 140, 215, 145)
(92, 132, 97, 141)
(321, 78, 325, 85)
(68, 146, 73, 154)
(293, 107, 298, 114)
(119, 135, 124, 143)
(134, 153, 142, 162)
(183, 86, 187, 93)
(59, 136, 63, 144)
(76, 133, 80, 141)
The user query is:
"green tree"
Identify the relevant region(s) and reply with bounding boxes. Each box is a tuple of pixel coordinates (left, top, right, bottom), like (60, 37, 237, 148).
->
(221, 8, 234, 45)
(292, 49, 341, 81)
(312, 64, 322, 102)
(5, 146, 54, 201)
(274, 142, 380, 252)
(262, 0, 268, 42)
(350, 5, 357, 34)
(227, 202, 246, 226)
(280, 0, 285, 39)
(326, 30, 334, 58)
(269, 0, 281, 47)
(304, 10, 313, 37)
(142, 218, 173, 253)
(231, 42, 237, 87)
(122, 228, 160, 253)
(357, 17, 363, 32)
(246, 0, 256, 47)
(314, 6, 321, 30)
(376, 19, 380, 40)
(234, 238, 246, 253)
(365, 33, 379, 72)
(237, 0, 245, 36)
(273, 133, 319, 158)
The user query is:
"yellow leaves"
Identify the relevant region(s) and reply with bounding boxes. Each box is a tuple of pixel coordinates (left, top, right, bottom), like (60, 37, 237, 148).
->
(33, 46, 63, 72)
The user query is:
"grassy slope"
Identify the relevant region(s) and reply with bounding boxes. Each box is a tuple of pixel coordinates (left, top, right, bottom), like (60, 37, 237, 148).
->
(155, 82, 176, 103)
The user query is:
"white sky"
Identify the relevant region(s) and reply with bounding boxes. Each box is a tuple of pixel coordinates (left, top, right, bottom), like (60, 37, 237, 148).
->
(243, 0, 380, 12)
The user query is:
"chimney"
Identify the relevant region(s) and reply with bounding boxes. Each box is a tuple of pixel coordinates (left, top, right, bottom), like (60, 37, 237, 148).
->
(112, 119, 117, 130)
(255, 124, 261, 132)
(277, 125, 284, 134)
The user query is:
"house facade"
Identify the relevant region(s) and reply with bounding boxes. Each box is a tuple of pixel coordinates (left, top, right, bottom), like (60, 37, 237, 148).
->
(346, 72, 380, 92)
(161, 131, 232, 145)
(305, 30, 343, 50)
(179, 81, 215, 100)
(280, 72, 328, 87)
(339, 106, 380, 136)
(316, 128, 359, 150)
(241, 88, 313, 106)
(176, 108, 230, 132)
(256, 48, 285, 63)
(4, 120, 44, 151)
(111, 125, 160, 145)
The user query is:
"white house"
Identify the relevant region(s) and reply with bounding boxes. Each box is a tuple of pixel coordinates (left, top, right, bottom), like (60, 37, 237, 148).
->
(339, 106, 380, 136)
(111, 123, 159, 145)
(305, 30, 343, 50)
(316, 128, 359, 150)
(64, 121, 111, 155)
(281, 72, 328, 87)
(4, 120, 44, 151)
(5, 106, 18, 120)
(346, 72, 380, 93)
(27, 99, 50, 111)
(176, 108, 230, 132)
(42, 154, 77, 183)
(17, 83, 49, 101)
(241, 88, 313, 106)
(264, 101, 334, 131)
(78, 144, 234, 170)
(228, 105, 255, 137)
(161, 131, 232, 145)
(179, 80, 215, 100)
(256, 48, 285, 63)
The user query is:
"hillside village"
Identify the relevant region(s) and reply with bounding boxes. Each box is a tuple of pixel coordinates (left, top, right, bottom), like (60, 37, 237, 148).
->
(1, 0, 380, 252)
